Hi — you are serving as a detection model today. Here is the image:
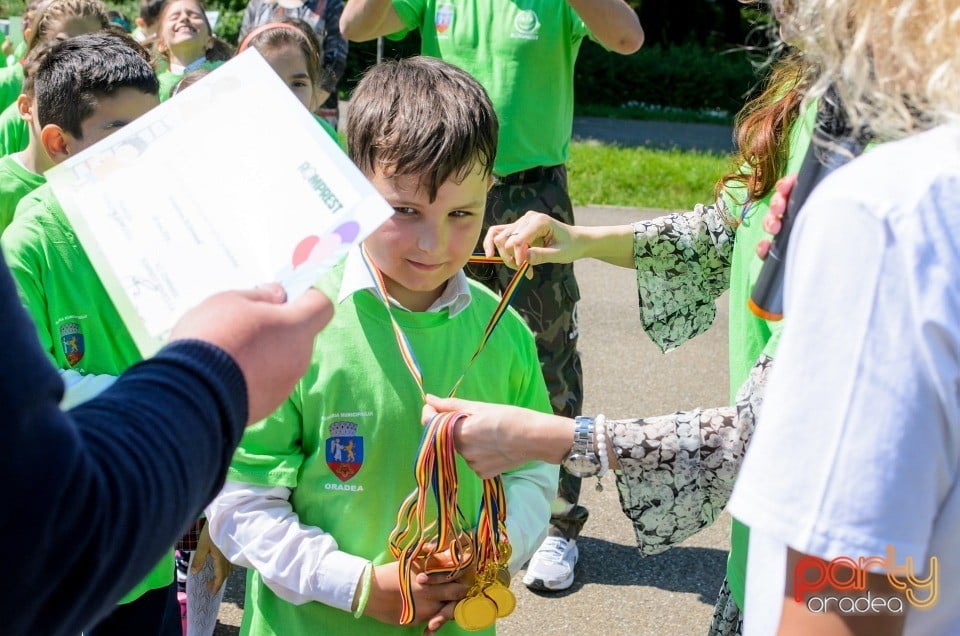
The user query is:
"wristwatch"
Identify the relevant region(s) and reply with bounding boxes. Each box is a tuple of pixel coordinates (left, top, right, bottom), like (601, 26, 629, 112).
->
(562, 416, 601, 478)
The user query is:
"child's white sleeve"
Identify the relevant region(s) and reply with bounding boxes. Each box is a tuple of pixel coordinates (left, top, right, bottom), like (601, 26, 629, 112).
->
(503, 462, 559, 574)
(59, 370, 118, 410)
(205, 481, 370, 612)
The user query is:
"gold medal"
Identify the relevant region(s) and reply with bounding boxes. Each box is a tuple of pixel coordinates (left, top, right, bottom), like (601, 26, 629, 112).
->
(453, 598, 469, 629)
(496, 566, 510, 587)
(455, 594, 498, 631)
(484, 582, 516, 618)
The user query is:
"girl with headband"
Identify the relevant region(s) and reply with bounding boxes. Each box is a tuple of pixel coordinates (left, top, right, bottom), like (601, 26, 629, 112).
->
(236, 19, 340, 143)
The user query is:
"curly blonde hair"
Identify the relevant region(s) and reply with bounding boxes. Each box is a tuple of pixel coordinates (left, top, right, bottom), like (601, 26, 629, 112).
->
(779, 0, 960, 141)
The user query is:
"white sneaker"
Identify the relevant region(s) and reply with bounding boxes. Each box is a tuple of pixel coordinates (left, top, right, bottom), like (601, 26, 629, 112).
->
(522, 536, 578, 591)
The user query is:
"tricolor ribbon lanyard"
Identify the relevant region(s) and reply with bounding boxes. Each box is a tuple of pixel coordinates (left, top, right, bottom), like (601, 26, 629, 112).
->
(360, 246, 524, 629)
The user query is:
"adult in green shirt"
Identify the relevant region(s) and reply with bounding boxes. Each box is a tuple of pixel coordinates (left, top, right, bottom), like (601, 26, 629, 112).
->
(340, 0, 643, 592)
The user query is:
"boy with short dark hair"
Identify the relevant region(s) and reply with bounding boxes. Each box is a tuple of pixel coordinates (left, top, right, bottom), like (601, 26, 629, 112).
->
(205, 56, 557, 636)
(0, 32, 180, 635)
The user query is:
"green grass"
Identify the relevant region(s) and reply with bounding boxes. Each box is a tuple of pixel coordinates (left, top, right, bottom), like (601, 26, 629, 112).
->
(567, 141, 733, 210)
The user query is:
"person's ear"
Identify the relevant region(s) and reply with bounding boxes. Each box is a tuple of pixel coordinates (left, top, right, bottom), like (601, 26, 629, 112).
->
(16, 94, 34, 124)
(22, 27, 32, 44)
(40, 123, 71, 162)
(487, 175, 495, 191)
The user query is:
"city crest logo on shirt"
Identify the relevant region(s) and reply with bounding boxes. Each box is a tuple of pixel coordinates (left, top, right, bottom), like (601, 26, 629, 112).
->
(59, 322, 84, 366)
(325, 421, 364, 483)
(511, 9, 540, 40)
(435, 3, 454, 35)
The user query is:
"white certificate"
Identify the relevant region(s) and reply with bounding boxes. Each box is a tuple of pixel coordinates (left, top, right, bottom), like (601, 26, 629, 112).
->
(47, 50, 393, 356)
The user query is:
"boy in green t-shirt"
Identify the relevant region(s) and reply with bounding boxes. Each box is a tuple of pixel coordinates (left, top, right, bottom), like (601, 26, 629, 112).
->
(204, 56, 558, 636)
(341, 1, 645, 590)
(0, 32, 181, 634)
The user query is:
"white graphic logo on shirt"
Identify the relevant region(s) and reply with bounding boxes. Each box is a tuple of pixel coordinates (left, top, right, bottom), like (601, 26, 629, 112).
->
(511, 10, 540, 40)
(435, 3, 454, 38)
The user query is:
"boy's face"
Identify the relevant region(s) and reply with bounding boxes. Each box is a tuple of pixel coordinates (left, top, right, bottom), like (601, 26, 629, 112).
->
(57, 88, 159, 158)
(364, 162, 490, 312)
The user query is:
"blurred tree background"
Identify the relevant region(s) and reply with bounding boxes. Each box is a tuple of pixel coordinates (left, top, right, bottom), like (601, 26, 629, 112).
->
(0, 0, 776, 122)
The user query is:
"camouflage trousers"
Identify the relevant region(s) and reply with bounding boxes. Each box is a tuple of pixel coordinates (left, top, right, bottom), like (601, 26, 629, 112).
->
(466, 164, 588, 541)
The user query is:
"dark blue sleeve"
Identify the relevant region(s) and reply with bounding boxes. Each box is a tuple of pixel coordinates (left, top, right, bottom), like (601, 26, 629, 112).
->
(0, 249, 248, 636)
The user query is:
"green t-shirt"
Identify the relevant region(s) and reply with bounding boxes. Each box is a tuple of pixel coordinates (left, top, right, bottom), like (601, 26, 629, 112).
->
(0, 63, 23, 113)
(1, 184, 174, 603)
(229, 262, 552, 636)
(0, 100, 28, 157)
(391, 0, 590, 176)
(723, 102, 816, 609)
(157, 59, 224, 101)
(0, 154, 43, 233)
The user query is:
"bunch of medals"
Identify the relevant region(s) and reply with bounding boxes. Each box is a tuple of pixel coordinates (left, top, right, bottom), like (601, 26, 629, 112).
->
(360, 246, 529, 631)
(389, 410, 516, 630)
(453, 475, 516, 630)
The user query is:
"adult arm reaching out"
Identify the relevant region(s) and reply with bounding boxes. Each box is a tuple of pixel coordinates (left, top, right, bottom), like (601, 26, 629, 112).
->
(565, 0, 643, 54)
(2, 251, 334, 636)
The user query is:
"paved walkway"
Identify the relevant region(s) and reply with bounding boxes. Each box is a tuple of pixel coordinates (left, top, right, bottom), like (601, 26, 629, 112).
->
(573, 116, 735, 154)
(340, 100, 735, 154)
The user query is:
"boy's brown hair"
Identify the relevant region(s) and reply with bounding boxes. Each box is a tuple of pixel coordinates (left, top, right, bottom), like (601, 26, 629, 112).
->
(346, 56, 498, 201)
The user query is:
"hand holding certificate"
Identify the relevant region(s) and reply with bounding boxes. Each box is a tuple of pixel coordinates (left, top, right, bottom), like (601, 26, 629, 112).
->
(47, 50, 393, 356)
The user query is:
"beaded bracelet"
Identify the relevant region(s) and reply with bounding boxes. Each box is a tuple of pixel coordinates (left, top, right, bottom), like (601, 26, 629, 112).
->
(594, 414, 609, 491)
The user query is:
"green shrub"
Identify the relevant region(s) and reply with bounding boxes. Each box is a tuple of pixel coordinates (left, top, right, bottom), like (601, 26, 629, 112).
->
(338, 36, 760, 120)
(340, 32, 421, 98)
(573, 40, 759, 116)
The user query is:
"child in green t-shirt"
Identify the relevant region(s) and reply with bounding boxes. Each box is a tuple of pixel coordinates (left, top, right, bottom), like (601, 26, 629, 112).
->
(204, 57, 558, 636)
(154, 0, 229, 100)
(132, 0, 163, 43)
(0, 41, 53, 232)
(0, 32, 181, 635)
